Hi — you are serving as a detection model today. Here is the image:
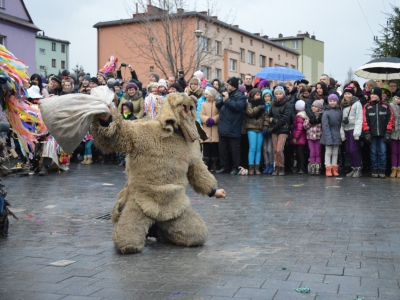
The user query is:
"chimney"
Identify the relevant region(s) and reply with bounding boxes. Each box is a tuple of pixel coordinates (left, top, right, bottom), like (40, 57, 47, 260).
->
(211, 16, 218, 19)
(263, 35, 269, 40)
(199, 11, 208, 15)
(177, 8, 184, 13)
(136, 3, 138, 14)
(233, 25, 239, 28)
(278, 33, 283, 38)
(253, 33, 260, 36)
(311, 35, 316, 39)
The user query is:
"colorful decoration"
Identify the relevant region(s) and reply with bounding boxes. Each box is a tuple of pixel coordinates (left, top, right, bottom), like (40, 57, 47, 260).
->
(99, 55, 118, 77)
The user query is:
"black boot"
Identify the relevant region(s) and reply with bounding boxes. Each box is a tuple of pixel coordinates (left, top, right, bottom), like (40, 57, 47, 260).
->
(38, 164, 49, 176)
(211, 158, 219, 173)
(202, 157, 211, 171)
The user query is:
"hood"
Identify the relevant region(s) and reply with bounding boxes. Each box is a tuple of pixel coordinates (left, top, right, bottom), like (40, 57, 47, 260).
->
(156, 93, 200, 143)
(296, 111, 307, 119)
(120, 100, 134, 114)
(380, 82, 392, 97)
(211, 78, 225, 93)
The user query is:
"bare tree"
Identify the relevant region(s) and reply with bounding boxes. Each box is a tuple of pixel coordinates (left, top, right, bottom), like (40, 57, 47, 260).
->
(344, 67, 354, 86)
(72, 64, 85, 76)
(119, 0, 233, 79)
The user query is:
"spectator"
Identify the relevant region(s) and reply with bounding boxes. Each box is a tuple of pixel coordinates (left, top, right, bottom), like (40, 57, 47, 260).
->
(118, 82, 144, 119)
(61, 79, 75, 95)
(380, 82, 393, 103)
(30, 74, 49, 98)
(244, 74, 253, 93)
(80, 75, 91, 95)
(48, 75, 63, 96)
(176, 70, 187, 91)
(290, 100, 307, 174)
(389, 80, 399, 96)
(97, 72, 107, 86)
(167, 76, 176, 88)
(261, 89, 274, 174)
(389, 91, 400, 178)
(168, 82, 182, 93)
(149, 73, 160, 83)
(89, 77, 99, 89)
(305, 81, 328, 124)
(362, 80, 376, 102)
(211, 78, 225, 94)
(376, 79, 384, 87)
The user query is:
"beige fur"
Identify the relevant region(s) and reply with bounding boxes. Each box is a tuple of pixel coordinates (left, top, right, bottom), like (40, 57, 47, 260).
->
(92, 93, 217, 254)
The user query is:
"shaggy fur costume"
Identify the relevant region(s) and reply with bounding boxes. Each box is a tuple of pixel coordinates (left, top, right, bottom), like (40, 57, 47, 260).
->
(92, 93, 218, 254)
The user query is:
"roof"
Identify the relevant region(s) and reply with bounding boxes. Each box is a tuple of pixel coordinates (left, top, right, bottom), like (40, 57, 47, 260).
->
(0, 11, 40, 31)
(36, 35, 71, 45)
(270, 36, 323, 43)
(93, 11, 299, 55)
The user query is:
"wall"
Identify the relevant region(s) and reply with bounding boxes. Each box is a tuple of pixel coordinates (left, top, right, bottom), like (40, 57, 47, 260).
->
(303, 38, 324, 84)
(2, 0, 30, 20)
(0, 20, 37, 74)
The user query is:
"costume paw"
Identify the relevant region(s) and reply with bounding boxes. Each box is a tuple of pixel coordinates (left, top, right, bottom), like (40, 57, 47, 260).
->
(119, 245, 142, 254)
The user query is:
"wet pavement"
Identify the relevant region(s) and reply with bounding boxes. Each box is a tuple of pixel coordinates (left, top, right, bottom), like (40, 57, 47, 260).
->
(1, 162, 400, 300)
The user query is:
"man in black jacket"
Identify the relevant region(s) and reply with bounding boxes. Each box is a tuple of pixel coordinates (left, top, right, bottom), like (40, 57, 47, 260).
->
(215, 77, 247, 175)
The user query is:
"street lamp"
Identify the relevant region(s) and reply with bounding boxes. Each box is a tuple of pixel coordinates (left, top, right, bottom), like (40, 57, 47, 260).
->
(194, 29, 203, 70)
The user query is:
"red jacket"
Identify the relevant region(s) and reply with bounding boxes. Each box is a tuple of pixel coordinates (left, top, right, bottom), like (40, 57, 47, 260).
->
(362, 100, 394, 137)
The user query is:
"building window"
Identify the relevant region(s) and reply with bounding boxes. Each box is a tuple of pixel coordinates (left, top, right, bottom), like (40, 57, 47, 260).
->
(39, 66, 45, 71)
(278, 55, 281, 61)
(286, 53, 288, 57)
(215, 68, 222, 79)
(52, 42, 56, 51)
(204, 22, 208, 28)
(201, 66, 210, 79)
(0, 36, 5, 46)
(250, 39, 253, 46)
(217, 27, 220, 33)
(61, 44, 66, 53)
(0, 0, 4, 8)
(52, 59, 56, 67)
(269, 58, 273, 67)
(150, 66, 154, 72)
(291, 65, 296, 69)
(241, 36, 243, 43)
(201, 37, 210, 52)
(260, 55, 266, 67)
(262, 44, 264, 49)
(285, 63, 289, 68)
(229, 38, 232, 45)
(292, 55, 294, 59)
(280, 42, 285, 47)
(292, 41, 298, 49)
(215, 41, 221, 55)
(270, 47, 272, 51)
(240, 73, 245, 81)
(61, 61, 66, 69)
(240, 48, 245, 62)
(39, 48, 45, 55)
(229, 59, 237, 72)
(247, 51, 255, 65)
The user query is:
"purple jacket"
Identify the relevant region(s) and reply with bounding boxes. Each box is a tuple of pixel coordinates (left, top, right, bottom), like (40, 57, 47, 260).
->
(290, 111, 307, 145)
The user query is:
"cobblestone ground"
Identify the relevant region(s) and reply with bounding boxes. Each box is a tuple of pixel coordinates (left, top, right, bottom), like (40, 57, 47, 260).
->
(1, 163, 400, 300)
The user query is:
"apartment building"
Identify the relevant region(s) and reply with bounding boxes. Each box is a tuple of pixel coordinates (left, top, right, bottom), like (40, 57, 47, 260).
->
(35, 32, 70, 77)
(270, 32, 324, 84)
(93, 4, 299, 83)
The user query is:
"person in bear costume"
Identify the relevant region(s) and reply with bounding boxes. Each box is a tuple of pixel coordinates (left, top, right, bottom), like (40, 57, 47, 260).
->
(92, 93, 226, 254)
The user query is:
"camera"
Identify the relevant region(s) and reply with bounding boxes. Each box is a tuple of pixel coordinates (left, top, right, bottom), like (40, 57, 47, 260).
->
(342, 117, 349, 125)
(121, 63, 127, 67)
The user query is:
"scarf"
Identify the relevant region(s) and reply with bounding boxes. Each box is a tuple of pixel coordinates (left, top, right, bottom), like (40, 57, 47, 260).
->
(392, 102, 400, 132)
(123, 112, 132, 119)
(249, 97, 265, 119)
(313, 92, 326, 101)
(123, 90, 142, 101)
(341, 96, 358, 108)
(273, 97, 287, 107)
(265, 101, 271, 113)
(362, 89, 371, 98)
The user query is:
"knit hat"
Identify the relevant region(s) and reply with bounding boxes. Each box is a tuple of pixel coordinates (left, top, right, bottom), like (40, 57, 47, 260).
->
(227, 77, 239, 89)
(169, 82, 182, 92)
(147, 82, 159, 93)
(150, 73, 160, 82)
(61, 70, 70, 77)
(51, 75, 62, 85)
(89, 77, 99, 85)
(258, 80, 270, 90)
(274, 85, 285, 95)
(114, 82, 121, 87)
(83, 75, 90, 81)
(69, 73, 77, 82)
(343, 86, 355, 96)
(371, 87, 382, 99)
(238, 84, 246, 93)
(97, 72, 107, 82)
(312, 99, 324, 111)
(158, 79, 168, 89)
(262, 89, 273, 100)
(125, 82, 138, 92)
(107, 78, 116, 85)
(204, 86, 220, 99)
(327, 94, 339, 103)
(295, 100, 305, 111)
(27, 85, 43, 99)
(41, 77, 47, 84)
(193, 70, 204, 80)
(78, 72, 85, 77)
(130, 79, 143, 91)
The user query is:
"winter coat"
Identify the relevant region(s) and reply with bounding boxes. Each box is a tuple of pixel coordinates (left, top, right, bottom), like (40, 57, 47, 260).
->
(305, 86, 339, 124)
(340, 96, 363, 141)
(216, 89, 247, 138)
(200, 100, 219, 143)
(186, 87, 204, 99)
(320, 106, 342, 146)
(269, 98, 291, 135)
(243, 102, 269, 132)
(380, 82, 393, 103)
(363, 100, 394, 137)
(287, 87, 299, 123)
(118, 91, 144, 119)
(120, 101, 137, 121)
(196, 95, 206, 124)
(390, 102, 400, 140)
(303, 117, 322, 140)
(290, 111, 307, 145)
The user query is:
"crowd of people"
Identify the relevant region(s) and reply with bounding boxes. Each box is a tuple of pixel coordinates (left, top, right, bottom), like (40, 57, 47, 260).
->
(13, 65, 400, 179)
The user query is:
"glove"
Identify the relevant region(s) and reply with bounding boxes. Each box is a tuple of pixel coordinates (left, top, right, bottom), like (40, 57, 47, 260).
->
(363, 131, 372, 143)
(384, 130, 392, 143)
(260, 105, 266, 110)
(267, 127, 274, 133)
(262, 129, 268, 136)
(206, 118, 215, 127)
(292, 138, 297, 144)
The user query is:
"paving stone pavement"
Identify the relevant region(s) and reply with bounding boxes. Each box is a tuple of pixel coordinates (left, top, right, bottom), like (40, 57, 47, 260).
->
(1, 163, 400, 300)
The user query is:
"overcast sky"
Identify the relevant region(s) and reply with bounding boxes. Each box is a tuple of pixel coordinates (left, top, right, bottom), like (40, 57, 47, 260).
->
(25, 0, 398, 85)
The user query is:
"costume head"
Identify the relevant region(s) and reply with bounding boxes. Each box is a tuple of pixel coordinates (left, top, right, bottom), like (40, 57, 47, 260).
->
(157, 93, 199, 143)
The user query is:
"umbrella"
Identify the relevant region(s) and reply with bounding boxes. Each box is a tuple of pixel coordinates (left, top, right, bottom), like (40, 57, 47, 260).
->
(355, 57, 400, 80)
(254, 67, 305, 81)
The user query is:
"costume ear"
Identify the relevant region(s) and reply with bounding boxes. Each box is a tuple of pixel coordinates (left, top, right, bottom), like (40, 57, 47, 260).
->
(195, 121, 208, 141)
(189, 95, 198, 106)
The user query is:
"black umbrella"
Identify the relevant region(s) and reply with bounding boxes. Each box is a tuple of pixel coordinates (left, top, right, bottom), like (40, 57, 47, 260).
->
(355, 57, 400, 80)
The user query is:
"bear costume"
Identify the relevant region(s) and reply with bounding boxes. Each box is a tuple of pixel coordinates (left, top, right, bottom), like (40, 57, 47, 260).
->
(92, 93, 226, 254)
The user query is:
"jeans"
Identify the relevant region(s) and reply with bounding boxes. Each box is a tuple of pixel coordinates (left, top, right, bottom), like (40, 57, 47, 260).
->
(308, 139, 321, 164)
(262, 137, 274, 165)
(391, 140, 400, 167)
(344, 130, 361, 167)
(272, 133, 288, 167)
(119, 153, 126, 164)
(247, 131, 264, 165)
(325, 145, 339, 166)
(84, 140, 93, 155)
(370, 136, 386, 170)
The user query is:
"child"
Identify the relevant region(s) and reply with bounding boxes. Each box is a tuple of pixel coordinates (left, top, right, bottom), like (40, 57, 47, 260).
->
(320, 94, 342, 176)
(144, 82, 163, 119)
(303, 99, 324, 175)
(262, 89, 273, 174)
(291, 100, 307, 173)
(200, 87, 220, 172)
(81, 132, 94, 165)
(269, 86, 291, 176)
(389, 90, 400, 178)
(363, 87, 394, 178)
(157, 80, 168, 98)
(244, 88, 268, 175)
(118, 102, 137, 167)
(299, 86, 311, 101)
(340, 86, 363, 177)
